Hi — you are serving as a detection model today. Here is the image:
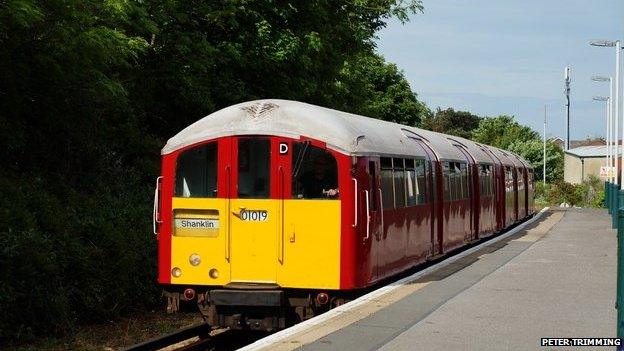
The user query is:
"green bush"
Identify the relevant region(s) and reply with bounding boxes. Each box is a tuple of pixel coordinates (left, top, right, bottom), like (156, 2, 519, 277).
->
(0, 171, 161, 342)
(540, 175, 606, 208)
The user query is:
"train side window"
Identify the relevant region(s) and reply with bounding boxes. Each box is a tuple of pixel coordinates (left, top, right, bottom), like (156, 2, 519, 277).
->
(291, 142, 338, 199)
(518, 168, 525, 190)
(369, 161, 377, 211)
(238, 138, 270, 198)
(479, 164, 493, 197)
(415, 159, 427, 204)
(505, 166, 513, 192)
(405, 159, 416, 206)
(393, 158, 406, 208)
(443, 162, 451, 201)
(380, 157, 394, 208)
(175, 142, 218, 198)
(459, 163, 468, 199)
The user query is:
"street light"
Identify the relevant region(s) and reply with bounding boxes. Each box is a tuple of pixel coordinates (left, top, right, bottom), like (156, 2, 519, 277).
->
(594, 96, 611, 179)
(592, 76, 614, 182)
(590, 39, 621, 185)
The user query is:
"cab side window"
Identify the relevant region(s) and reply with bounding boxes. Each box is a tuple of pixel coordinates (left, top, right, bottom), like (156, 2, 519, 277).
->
(175, 143, 218, 198)
(292, 142, 339, 199)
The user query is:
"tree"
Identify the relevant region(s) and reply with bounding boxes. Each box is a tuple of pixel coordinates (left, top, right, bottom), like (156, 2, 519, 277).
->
(420, 108, 481, 138)
(132, 0, 425, 138)
(472, 115, 539, 149)
(507, 139, 563, 183)
(0, 0, 427, 341)
(328, 53, 429, 125)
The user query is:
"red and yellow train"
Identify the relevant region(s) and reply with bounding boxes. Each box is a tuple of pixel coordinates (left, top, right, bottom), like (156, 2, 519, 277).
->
(154, 100, 534, 330)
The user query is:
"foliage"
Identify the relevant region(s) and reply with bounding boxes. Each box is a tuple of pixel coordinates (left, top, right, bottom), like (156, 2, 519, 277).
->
(547, 181, 584, 206)
(420, 108, 481, 139)
(329, 53, 430, 126)
(0, 0, 425, 343)
(536, 175, 605, 208)
(472, 115, 540, 150)
(507, 140, 563, 183)
(132, 0, 425, 138)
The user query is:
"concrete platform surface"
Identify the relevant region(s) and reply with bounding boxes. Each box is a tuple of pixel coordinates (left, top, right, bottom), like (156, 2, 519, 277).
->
(289, 209, 616, 351)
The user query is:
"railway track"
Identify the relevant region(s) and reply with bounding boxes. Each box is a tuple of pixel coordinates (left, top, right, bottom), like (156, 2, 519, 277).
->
(123, 323, 270, 351)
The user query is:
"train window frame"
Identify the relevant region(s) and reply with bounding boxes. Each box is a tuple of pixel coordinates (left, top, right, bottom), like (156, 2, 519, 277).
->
(406, 161, 417, 206)
(415, 158, 427, 204)
(368, 161, 378, 211)
(393, 158, 406, 208)
(479, 164, 494, 197)
(291, 142, 339, 200)
(238, 138, 271, 199)
(174, 142, 218, 198)
(380, 157, 395, 209)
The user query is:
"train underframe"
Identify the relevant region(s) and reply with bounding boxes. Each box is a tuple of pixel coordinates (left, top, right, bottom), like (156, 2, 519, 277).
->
(163, 284, 353, 331)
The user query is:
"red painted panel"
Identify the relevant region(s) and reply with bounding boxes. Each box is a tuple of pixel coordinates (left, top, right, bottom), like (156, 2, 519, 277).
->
(158, 154, 175, 284)
(335, 151, 357, 289)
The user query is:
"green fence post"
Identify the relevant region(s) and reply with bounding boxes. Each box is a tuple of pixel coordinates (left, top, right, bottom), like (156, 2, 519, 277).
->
(609, 183, 613, 213)
(613, 183, 617, 215)
(607, 182, 612, 213)
(618, 207, 624, 339)
(613, 184, 619, 217)
(609, 184, 618, 217)
(612, 183, 617, 214)
(613, 188, 621, 229)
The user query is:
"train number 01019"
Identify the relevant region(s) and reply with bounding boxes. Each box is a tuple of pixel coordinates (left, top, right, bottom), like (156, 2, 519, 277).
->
(240, 210, 268, 222)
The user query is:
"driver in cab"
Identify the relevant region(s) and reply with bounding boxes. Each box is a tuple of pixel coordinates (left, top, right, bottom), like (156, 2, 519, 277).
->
(300, 154, 339, 199)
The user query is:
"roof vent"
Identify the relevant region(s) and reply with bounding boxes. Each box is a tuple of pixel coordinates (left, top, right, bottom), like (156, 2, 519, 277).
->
(241, 101, 278, 119)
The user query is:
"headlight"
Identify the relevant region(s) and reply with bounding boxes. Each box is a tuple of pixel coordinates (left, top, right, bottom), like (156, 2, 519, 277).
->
(209, 268, 219, 279)
(171, 267, 182, 278)
(189, 253, 201, 266)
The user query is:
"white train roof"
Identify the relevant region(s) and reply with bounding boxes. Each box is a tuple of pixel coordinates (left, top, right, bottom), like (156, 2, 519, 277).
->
(162, 99, 531, 169)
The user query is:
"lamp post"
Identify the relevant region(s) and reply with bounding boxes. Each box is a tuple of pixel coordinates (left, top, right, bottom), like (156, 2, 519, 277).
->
(564, 67, 571, 150)
(591, 40, 621, 185)
(594, 96, 611, 179)
(592, 76, 614, 182)
(543, 105, 546, 186)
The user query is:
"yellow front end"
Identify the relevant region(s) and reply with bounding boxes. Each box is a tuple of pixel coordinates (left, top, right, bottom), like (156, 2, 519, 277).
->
(170, 197, 341, 290)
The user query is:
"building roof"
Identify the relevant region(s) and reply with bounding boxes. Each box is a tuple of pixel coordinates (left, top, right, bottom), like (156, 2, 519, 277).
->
(565, 145, 622, 158)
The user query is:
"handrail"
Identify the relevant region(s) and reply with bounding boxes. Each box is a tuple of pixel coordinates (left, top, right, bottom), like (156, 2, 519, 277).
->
(152, 176, 163, 236)
(352, 178, 358, 227)
(379, 188, 384, 233)
(279, 166, 285, 264)
(225, 166, 231, 261)
(364, 190, 370, 240)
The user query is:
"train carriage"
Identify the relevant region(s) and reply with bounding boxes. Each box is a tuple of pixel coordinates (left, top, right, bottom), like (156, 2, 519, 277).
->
(154, 100, 534, 330)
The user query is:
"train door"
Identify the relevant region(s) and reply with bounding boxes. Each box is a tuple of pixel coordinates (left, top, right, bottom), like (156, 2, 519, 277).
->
(454, 145, 476, 242)
(367, 159, 382, 280)
(228, 137, 283, 283)
(413, 139, 440, 257)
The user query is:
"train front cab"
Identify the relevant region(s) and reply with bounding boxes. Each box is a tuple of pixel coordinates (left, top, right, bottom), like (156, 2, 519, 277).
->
(156, 135, 357, 330)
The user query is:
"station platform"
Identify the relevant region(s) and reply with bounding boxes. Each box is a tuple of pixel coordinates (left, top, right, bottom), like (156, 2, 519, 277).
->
(242, 209, 616, 351)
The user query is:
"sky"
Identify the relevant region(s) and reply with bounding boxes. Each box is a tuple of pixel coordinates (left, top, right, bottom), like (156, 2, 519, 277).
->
(375, 0, 623, 140)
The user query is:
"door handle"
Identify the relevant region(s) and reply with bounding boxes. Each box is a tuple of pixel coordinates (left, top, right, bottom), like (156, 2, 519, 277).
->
(364, 190, 370, 240)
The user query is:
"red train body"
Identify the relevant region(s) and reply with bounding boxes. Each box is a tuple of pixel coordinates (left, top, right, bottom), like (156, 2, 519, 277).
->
(155, 100, 534, 329)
